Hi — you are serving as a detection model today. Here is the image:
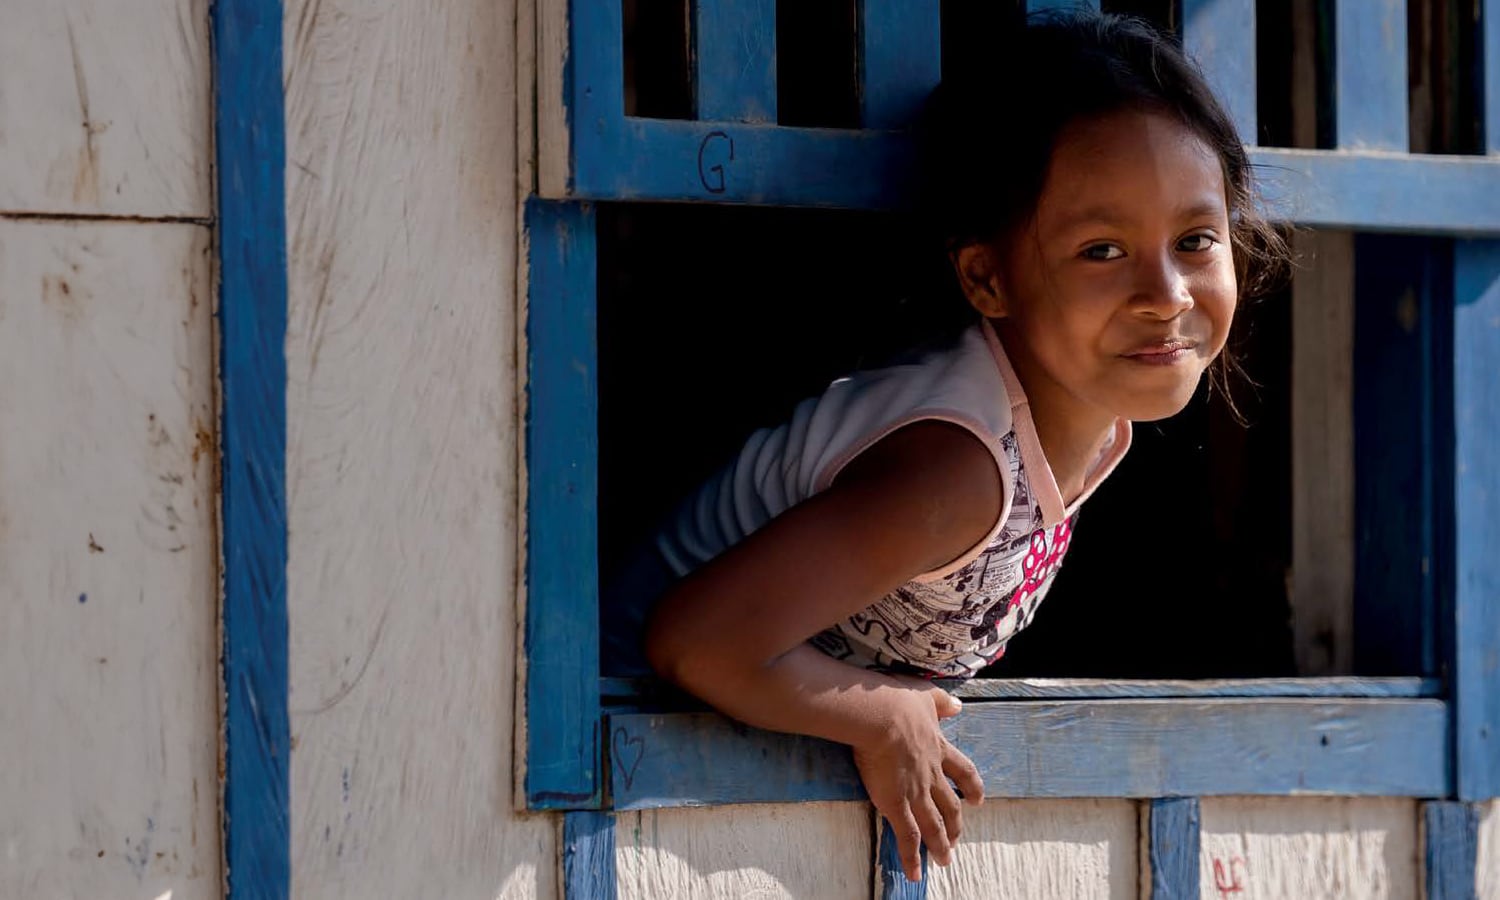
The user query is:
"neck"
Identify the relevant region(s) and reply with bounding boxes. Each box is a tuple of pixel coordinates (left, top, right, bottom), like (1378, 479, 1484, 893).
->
(994, 322, 1118, 506)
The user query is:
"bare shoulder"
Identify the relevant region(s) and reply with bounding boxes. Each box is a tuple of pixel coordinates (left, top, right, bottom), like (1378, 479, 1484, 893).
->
(829, 420, 1005, 572)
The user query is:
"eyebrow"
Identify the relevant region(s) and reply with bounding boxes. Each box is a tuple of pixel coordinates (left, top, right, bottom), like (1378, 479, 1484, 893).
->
(1049, 198, 1228, 234)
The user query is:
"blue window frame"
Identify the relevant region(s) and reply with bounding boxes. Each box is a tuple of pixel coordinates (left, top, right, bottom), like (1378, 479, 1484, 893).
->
(521, 0, 1500, 818)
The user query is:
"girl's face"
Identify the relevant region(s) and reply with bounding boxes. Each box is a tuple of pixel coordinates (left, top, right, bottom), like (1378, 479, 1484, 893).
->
(963, 108, 1237, 425)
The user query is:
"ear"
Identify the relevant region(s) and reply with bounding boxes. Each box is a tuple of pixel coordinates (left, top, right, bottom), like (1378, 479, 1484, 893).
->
(951, 242, 1009, 318)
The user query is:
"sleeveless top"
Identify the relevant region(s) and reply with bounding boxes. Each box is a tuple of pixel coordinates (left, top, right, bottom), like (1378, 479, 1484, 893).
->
(655, 319, 1132, 677)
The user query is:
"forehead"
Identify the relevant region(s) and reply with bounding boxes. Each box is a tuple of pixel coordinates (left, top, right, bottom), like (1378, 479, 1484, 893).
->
(1035, 109, 1228, 227)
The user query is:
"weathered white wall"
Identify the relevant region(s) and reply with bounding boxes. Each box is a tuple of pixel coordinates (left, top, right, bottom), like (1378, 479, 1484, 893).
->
(0, 2, 219, 897)
(283, 0, 555, 897)
(1480, 800, 1500, 900)
(616, 804, 872, 900)
(1199, 798, 1418, 900)
(927, 799, 1136, 900)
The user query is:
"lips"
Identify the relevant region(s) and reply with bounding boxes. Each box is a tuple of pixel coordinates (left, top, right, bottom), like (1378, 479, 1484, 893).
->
(1121, 339, 1199, 365)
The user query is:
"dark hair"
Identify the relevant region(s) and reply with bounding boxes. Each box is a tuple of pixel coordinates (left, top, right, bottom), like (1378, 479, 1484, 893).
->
(918, 11, 1291, 403)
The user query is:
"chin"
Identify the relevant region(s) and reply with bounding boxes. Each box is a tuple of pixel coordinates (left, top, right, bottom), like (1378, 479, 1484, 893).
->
(1119, 384, 1203, 422)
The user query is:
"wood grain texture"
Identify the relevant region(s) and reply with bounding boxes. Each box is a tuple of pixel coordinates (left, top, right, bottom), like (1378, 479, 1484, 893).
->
(695, 0, 777, 123)
(925, 800, 1135, 900)
(1452, 239, 1500, 801)
(614, 804, 871, 900)
(858, 0, 942, 130)
(0, 221, 218, 898)
(609, 700, 1449, 807)
(1291, 229, 1355, 676)
(216, 0, 291, 894)
(284, 0, 555, 896)
(1423, 802, 1480, 900)
(564, 811, 617, 900)
(1181, 0, 1257, 143)
(1479, 800, 1500, 900)
(0, 0, 210, 217)
(1199, 798, 1418, 899)
(1333, 0, 1409, 150)
(878, 815, 927, 899)
(1149, 798, 1201, 900)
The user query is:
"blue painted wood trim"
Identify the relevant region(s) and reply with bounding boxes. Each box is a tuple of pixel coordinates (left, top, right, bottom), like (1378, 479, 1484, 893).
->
(1249, 149, 1500, 234)
(1453, 239, 1500, 801)
(1423, 802, 1480, 899)
(601, 676, 1441, 703)
(1149, 798, 1201, 900)
(563, 811, 617, 900)
(1353, 236, 1443, 675)
(1026, 0, 1101, 12)
(877, 817, 927, 899)
(214, 0, 290, 896)
(1486, 0, 1500, 155)
(607, 700, 1449, 808)
(524, 199, 603, 809)
(1333, 0, 1408, 150)
(1182, 0, 1257, 144)
(694, 0, 777, 123)
(858, 0, 942, 130)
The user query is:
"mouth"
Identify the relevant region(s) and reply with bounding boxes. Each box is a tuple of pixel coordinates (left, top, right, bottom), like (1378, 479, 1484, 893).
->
(1121, 339, 1199, 366)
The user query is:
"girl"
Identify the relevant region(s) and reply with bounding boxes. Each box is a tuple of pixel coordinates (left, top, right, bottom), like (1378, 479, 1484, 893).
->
(605, 10, 1288, 883)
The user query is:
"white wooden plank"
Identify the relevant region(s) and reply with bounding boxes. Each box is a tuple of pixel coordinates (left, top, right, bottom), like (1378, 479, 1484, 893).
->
(1199, 797, 1418, 899)
(0, 220, 218, 898)
(0, 1, 210, 217)
(536, 0, 572, 198)
(1291, 229, 1356, 676)
(925, 799, 1136, 900)
(1479, 800, 1500, 900)
(615, 804, 872, 900)
(283, 0, 556, 897)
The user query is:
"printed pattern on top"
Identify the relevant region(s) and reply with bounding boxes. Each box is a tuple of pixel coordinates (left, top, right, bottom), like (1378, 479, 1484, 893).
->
(809, 431, 1075, 678)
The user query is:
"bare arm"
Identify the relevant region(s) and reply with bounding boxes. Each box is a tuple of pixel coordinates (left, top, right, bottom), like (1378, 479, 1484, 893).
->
(643, 421, 1002, 879)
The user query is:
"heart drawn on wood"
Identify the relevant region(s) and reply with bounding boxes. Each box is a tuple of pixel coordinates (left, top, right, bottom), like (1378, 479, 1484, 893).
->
(612, 726, 645, 792)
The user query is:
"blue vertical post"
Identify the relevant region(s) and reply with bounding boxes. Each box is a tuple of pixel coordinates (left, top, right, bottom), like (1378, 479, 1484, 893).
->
(563, 811, 618, 900)
(1148, 798, 1202, 900)
(858, 0, 942, 130)
(1181, 0, 1258, 144)
(1334, 0, 1408, 149)
(214, 0, 290, 896)
(525, 199, 603, 808)
(694, 0, 778, 123)
(1453, 239, 1500, 801)
(1422, 802, 1480, 899)
(1486, 0, 1500, 154)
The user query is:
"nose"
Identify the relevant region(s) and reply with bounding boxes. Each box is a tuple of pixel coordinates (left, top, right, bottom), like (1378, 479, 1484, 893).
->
(1130, 249, 1194, 320)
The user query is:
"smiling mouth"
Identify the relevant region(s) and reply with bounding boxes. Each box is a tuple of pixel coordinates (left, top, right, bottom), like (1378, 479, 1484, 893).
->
(1122, 340, 1199, 365)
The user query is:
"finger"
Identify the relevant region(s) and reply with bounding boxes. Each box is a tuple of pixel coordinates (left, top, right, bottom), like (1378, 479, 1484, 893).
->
(890, 807, 924, 883)
(932, 777, 964, 844)
(914, 795, 952, 867)
(943, 742, 986, 805)
(890, 676, 963, 719)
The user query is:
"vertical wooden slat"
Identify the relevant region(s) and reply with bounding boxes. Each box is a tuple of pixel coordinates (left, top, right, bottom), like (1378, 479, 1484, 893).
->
(563, 811, 618, 900)
(1181, 0, 1258, 143)
(1353, 235, 1442, 676)
(1333, 0, 1409, 149)
(215, 0, 291, 896)
(1453, 239, 1500, 801)
(877, 815, 928, 899)
(694, 0, 777, 123)
(858, 0, 941, 129)
(1423, 802, 1480, 899)
(1148, 798, 1201, 900)
(1291, 229, 1355, 676)
(524, 198, 603, 808)
(1486, 0, 1500, 154)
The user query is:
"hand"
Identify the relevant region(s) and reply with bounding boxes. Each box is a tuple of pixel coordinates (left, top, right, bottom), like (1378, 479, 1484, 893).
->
(852, 680, 985, 882)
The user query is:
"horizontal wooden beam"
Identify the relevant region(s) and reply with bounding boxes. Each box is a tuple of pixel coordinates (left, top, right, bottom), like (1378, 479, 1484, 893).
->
(608, 699, 1449, 808)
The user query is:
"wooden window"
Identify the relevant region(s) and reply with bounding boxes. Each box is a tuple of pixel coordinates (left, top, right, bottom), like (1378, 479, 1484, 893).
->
(522, 0, 1500, 819)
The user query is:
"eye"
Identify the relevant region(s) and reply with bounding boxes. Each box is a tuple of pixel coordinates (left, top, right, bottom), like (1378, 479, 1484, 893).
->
(1080, 243, 1125, 261)
(1177, 233, 1219, 252)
